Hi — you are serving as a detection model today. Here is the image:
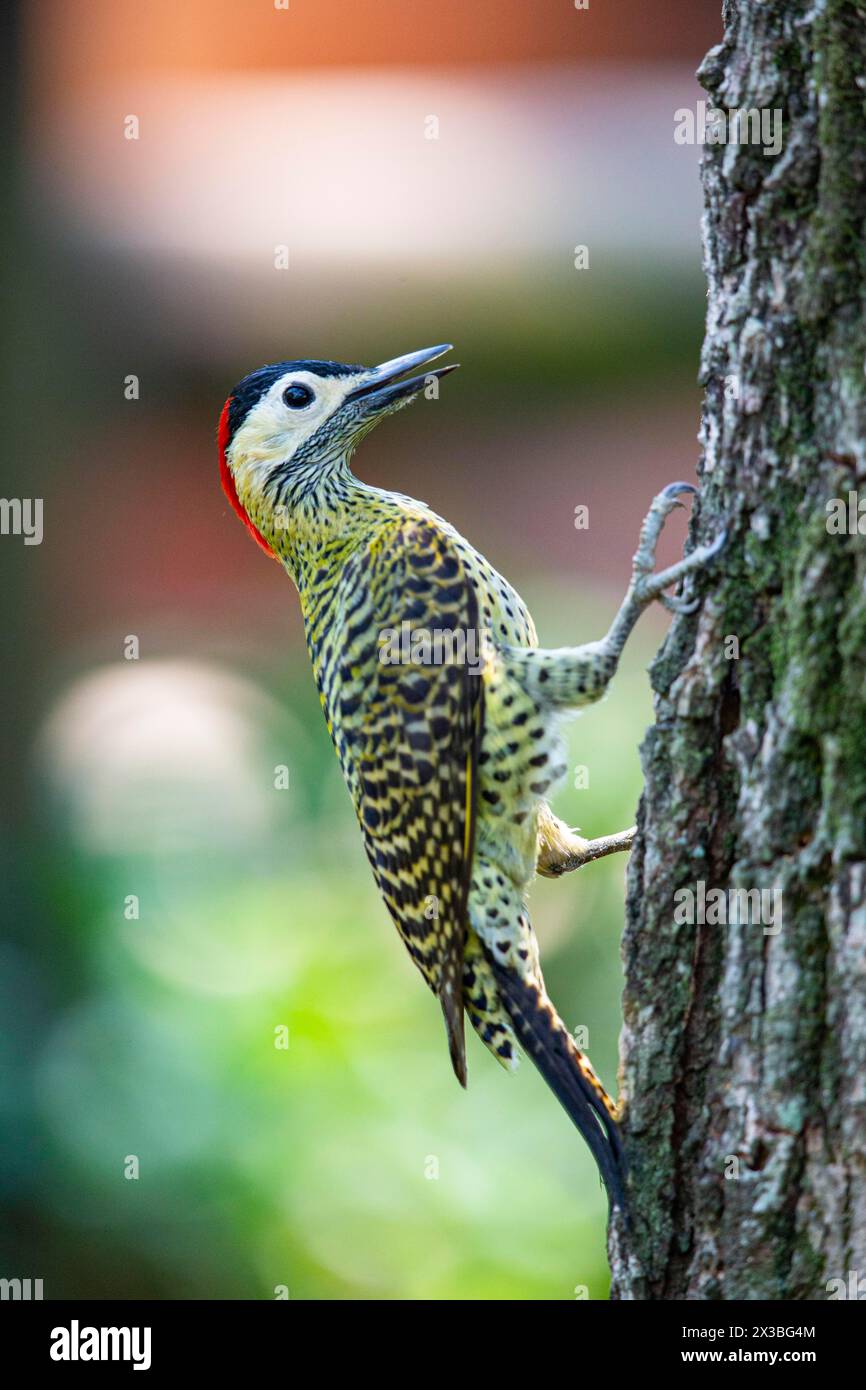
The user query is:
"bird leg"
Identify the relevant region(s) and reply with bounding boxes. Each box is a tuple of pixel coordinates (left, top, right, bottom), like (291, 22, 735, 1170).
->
(513, 483, 726, 712)
(537, 821, 636, 877)
(533, 486, 725, 878)
(605, 482, 727, 652)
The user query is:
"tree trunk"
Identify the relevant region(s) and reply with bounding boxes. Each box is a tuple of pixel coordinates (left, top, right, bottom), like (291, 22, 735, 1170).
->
(609, 0, 866, 1300)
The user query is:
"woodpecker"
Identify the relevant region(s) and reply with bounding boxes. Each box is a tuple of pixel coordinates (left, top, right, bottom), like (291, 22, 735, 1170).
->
(218, 345, 725, 1212)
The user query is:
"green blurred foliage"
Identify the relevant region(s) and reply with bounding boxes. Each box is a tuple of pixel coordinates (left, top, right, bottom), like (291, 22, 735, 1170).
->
(1, 111, 702, 1291)
(2, 585, 659, 1300)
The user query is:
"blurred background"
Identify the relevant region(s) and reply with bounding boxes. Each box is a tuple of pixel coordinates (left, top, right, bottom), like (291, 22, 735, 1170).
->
(2, 0, 721, 1299)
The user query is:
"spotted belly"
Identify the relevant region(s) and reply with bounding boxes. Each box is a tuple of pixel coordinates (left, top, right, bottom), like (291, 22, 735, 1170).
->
(473, 649, 568, 888)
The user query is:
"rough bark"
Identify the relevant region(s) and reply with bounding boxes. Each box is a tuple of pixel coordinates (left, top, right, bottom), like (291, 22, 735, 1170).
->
(609, 0, 866, 1300)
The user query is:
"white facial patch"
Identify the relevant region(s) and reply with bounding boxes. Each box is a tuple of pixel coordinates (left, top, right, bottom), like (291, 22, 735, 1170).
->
(227, 368, 368, 499)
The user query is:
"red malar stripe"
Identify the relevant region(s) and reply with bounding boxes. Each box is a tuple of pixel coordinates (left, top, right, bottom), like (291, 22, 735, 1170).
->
(218, 397, 278, 560)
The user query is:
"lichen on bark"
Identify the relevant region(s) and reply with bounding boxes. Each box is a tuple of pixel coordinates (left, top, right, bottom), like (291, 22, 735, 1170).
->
(609, 0, 866, 1300)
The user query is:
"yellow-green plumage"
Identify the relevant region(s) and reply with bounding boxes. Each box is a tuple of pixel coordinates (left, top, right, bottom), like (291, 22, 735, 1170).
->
(305, 510, 485, 1083)
(222, 347, 726, 1213)
(295, 492, 586, 1082)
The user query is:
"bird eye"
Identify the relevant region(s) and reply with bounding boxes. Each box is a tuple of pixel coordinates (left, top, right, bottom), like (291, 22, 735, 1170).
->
(282, 383, 315, 409)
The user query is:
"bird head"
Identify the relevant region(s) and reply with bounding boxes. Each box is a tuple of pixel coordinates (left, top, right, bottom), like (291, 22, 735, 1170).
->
(218, 344, 458, 558)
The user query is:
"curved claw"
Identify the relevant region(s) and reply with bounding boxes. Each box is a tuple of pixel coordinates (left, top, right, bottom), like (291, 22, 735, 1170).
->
(661, 481, 698, 500)
(704, 526, 728, 559)
(661, 592, 701, 615)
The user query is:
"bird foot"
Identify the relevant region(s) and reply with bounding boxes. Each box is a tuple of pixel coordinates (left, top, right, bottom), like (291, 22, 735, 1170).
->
(630, 482, 726, 612)
(537, 825, 637, 876)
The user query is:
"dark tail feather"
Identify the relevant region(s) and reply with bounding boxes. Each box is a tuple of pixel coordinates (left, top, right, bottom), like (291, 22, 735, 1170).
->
(489, 958, 627, 1212)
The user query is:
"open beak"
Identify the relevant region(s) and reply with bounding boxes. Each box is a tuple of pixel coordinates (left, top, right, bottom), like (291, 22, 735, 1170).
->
(344, 344, 459, 409)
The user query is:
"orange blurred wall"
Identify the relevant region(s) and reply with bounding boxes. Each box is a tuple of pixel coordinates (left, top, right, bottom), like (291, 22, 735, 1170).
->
(28, 0, 721, 95)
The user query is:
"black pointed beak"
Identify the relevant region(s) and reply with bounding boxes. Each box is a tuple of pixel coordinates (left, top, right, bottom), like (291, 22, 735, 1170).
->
(344, 344, 459, 409)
